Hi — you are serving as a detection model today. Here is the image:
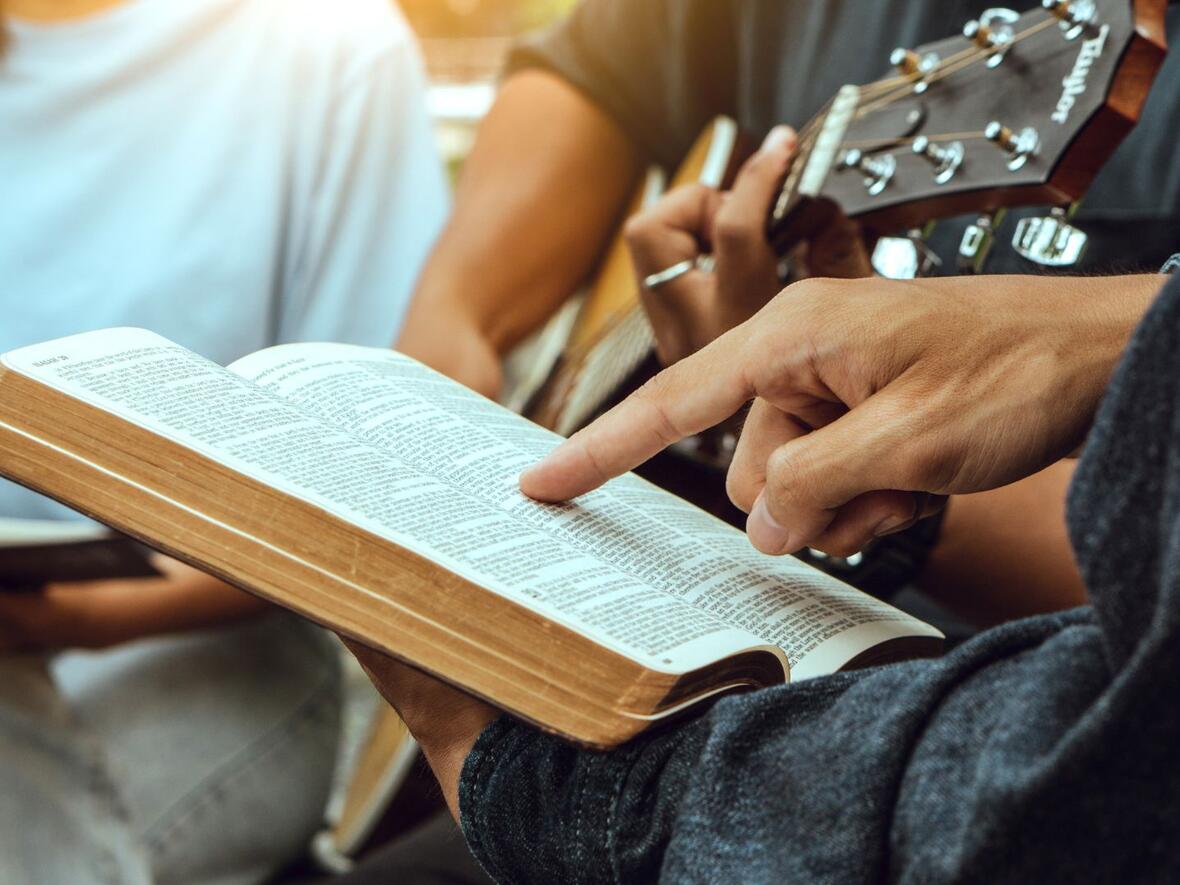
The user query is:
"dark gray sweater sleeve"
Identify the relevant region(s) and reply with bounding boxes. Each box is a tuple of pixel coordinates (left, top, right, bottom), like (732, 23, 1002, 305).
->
(459, 275, 1180, 885)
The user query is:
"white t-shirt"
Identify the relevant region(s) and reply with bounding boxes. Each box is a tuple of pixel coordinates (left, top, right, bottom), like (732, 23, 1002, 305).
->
(0, 0, 449, 519)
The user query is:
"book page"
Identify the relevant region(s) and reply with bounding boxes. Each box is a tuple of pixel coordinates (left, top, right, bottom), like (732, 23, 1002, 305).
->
(232, 343, 943, 679)
(1, 329, 770, 675)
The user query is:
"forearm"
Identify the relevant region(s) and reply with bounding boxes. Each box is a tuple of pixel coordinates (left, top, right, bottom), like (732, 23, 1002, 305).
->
(917, 462, 1085, 625)
(397, 69, 642, 395)
(78, 574, 268, 645)
(36, 558, 269, 651)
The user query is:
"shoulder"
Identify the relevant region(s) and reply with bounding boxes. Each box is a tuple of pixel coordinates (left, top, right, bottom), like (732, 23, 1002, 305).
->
(243, 0, 418, 78)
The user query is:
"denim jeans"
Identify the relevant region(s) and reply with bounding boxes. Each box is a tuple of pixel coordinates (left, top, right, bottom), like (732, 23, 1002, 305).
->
(0, 613, 341, 885)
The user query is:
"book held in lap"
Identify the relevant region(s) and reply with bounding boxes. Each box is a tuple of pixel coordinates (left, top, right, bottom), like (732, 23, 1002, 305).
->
(0, 329, 941, 746)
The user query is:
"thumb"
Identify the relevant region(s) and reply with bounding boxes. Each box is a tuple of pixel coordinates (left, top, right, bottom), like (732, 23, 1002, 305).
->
(742, 395, 917, 554)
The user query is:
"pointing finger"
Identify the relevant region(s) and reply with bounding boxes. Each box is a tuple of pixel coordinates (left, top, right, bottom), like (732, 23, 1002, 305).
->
(520, 329, 757, 501)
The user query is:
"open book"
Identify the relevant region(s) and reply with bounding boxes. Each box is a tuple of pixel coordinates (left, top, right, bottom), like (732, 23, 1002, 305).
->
(0, 329, 942, 746)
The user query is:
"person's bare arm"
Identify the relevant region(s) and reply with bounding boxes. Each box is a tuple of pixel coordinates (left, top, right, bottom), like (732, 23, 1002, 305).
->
(396, 69, 643, 397)
(917, 461, 1085, 625)
(0, 555, 270, 653)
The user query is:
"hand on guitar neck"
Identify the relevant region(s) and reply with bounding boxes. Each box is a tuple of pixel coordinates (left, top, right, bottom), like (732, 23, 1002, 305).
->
(626, 125, 872, 368)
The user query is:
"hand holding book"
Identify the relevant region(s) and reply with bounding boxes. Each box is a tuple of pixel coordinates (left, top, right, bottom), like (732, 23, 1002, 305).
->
(0, 327, 940, 746)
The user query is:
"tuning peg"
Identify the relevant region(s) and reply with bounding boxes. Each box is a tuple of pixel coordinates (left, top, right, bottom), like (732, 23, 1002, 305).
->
(912, 136, 964, 184)
(1042, 0, 1097, 39)
(891, 48, 920, 75)
(964, 18, 1013, 66)
(963, 20, 996, 47)
(958, 211, 1004, 274)
(985, 121, 1039, 170)
(890, 47, 939, 93)
(1013, 206, 1089, 267)
(872, 227, 942, 279)
(838, 149, 896, 196)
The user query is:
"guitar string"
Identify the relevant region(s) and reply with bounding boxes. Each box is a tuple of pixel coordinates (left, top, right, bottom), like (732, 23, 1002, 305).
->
(772, 12, 1062, 231)
(854, 46, 999, 116)
(854, 39, 990, 96)
(553, 13, 1087, 420)
(783, 10, 1061, 196)
(853, 15, 1061, 121)
(840, 130, 988, 150)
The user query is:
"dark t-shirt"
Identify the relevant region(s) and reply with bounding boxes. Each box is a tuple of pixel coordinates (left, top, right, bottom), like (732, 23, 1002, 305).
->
(510, 0, 1180, 274)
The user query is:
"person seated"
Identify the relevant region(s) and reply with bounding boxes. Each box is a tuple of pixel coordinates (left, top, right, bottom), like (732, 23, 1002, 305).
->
(0, 0, 447, 881)
(357, 254, 1180, 882)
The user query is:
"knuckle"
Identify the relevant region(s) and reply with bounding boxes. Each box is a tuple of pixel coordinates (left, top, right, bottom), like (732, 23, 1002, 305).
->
(713, 212, 758, 250)
(622, 212, 657, 248)
(725, 469, 757, 513)
(904, 435, 967, 492)
(764, 446, 815, 510)
(630, 375, 685, 446)
(783, 276, 832, 305)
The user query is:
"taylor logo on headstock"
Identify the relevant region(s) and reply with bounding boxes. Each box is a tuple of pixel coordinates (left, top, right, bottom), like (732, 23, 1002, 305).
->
(1053, 25, 1111, 123)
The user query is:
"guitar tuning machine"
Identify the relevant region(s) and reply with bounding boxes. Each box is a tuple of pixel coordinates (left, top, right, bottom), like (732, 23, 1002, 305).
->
(912, 136, 964, 184)
(1013, 206, 1089, 267)
(985, 121, 1039, 171)
(958, 210, 1005, 274)
(1042, 0, 1098, 40)
(963, 13, 1015, 67)
(890, 47, 940, 93)
(838, 149, 896, 197)
(872, 227, 942, 279)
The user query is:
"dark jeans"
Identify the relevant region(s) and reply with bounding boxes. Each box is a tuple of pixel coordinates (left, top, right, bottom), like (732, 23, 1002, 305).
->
(328, 813, 492, 885)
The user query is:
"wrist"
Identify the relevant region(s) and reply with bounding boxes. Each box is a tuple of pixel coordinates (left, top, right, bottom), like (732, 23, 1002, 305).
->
(1088, 274, 1162, 368)
(414, 706, 499, 820)
(397, 300, 504, 399)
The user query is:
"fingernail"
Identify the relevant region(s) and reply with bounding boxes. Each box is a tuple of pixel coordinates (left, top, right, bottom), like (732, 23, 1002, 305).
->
(872, 512, 913, 538)
(760, 125, 796, 154)
(747, 493, 792, 554)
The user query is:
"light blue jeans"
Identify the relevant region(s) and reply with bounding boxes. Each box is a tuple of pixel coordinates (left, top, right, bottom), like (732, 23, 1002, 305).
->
(0, 613, 341, 885)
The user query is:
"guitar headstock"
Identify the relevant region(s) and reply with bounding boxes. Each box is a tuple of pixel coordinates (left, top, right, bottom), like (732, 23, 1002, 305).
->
(770, 0, 1167, 249)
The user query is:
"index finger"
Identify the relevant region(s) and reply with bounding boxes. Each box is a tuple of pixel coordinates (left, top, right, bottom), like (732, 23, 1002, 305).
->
(519, 330, 755, 502)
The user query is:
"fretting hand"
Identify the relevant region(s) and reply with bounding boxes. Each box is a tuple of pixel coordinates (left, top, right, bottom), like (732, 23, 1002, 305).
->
(626, 125, 871, 367)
